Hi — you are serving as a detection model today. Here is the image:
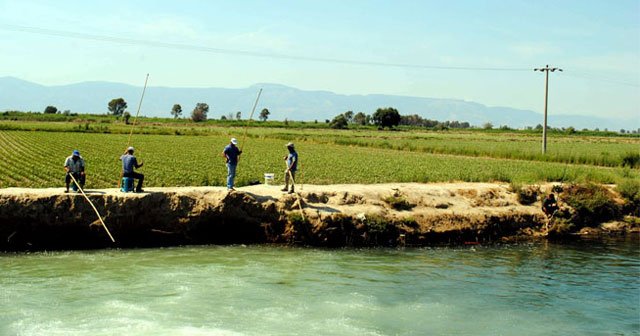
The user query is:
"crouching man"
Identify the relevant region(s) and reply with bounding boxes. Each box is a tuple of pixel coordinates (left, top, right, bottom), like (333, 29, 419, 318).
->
(64, 149, 85, 193)
(121, 146, 145, 193)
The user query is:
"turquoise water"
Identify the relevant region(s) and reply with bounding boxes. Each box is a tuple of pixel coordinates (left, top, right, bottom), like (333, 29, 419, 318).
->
(1, 240, 639, 336)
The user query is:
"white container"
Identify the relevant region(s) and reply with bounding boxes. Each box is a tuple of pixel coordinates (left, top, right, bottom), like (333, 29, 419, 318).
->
(264, 173, 275, 185)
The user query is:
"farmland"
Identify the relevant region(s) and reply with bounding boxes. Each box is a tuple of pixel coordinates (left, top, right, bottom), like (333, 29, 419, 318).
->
(0, 122, 638, 189)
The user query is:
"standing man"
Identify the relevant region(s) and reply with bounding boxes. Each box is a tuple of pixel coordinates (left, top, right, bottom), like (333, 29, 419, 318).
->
(281, 142, 298, 194)
(64, 149, 85, 193)
(120, 146, 144, 193)
(222, 138, 242, 191)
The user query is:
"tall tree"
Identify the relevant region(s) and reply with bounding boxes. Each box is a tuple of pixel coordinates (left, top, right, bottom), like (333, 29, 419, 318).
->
(171, 104, 182, 119)
(108, 98, 127, 116)
(44, 105, 58, 114)
(259, 108, 270, 122)
(344, 110, 354, 123)
(191, 103, 209, 122)
(372, 107, 401, 129)
(353, 112, 367, 125)
(330, 114, 348, 129)
(236, 111, 242, 120)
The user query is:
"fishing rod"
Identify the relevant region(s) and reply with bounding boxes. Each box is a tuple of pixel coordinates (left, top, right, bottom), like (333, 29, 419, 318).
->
(127, 73, 149, 148)
(68, 173, 115, 243)
(239, 88, 262, 152)
(118, 74, 149, 188)
(284, 159, 305, 221)
(299, 162, 304, 191)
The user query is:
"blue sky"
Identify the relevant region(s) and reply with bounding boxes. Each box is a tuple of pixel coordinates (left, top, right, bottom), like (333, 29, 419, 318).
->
(0, 0, 638, 121)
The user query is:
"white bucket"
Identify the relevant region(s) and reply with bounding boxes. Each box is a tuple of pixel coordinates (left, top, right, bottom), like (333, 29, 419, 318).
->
(264, 173, 275, 185)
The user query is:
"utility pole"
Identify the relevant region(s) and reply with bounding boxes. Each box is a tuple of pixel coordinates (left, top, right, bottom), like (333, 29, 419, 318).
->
(534, 65, 562, 154)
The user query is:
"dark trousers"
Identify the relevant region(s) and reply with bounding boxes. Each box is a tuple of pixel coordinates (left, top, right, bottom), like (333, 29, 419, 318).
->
(123, 171, 144, 191)
(65, 172, 85, 189)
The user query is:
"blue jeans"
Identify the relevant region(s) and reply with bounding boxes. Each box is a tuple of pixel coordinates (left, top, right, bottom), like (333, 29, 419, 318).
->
(226, 163, 237, 189)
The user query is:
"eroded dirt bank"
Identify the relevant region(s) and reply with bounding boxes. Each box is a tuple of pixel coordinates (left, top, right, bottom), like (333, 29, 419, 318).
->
(0, 183, 632, 251)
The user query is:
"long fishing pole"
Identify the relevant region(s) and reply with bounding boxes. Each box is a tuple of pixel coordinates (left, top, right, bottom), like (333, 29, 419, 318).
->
(68, 173, 115, 243)
(239, 88, 262, 152)
(284, 159, 305, 221)
(118, 74, 149, 188)
(127, 73, 149, 148)
(299, 162, 304, 191)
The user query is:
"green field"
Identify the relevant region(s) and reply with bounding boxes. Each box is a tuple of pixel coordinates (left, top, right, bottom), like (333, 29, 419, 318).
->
(0, 122, 638, 189)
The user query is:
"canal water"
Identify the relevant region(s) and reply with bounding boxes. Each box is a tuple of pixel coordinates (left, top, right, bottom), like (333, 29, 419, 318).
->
(1, 239, 638, 335)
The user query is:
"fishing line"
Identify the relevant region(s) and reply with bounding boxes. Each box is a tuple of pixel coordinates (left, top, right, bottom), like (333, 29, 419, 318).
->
(285, 166, 306, 221)
(239, 88, 263, 152)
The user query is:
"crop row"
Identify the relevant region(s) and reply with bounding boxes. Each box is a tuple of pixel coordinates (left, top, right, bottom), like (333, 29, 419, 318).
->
(2, 120, 639, 167)
(0, 130, 637, 189)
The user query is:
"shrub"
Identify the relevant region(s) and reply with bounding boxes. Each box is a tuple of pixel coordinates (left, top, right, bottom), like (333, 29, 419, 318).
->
(547, 217, 574, 237)
(617, 179, 640, 216)
(365, 214, 392, 234)
(288, 212, 306, 224)
(561, 184, 621, 227)
(384, 195, 416, 211)
(361, 214, 400, 246)
(509, 183, 539, 205)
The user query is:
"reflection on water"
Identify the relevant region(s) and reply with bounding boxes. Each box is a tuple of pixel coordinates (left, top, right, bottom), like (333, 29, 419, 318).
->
(1, 238, 638, 336)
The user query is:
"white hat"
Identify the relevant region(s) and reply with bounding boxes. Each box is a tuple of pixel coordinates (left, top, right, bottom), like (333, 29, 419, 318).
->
(127, 146, 134, 152)
(230, 138, 238, 145)
(286, 142, 294, 147)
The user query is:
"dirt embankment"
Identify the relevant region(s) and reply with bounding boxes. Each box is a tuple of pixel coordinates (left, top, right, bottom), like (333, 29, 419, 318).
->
(0, 183, 632, 251)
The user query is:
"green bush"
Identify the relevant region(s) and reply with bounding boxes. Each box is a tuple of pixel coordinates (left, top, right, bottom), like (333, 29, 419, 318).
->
(617, 179, 640, 216)
(509, 183, 539, 205)
(561, 184, 621, 227)
(365, 214, 392, 234)
(383, 195, 416, 211)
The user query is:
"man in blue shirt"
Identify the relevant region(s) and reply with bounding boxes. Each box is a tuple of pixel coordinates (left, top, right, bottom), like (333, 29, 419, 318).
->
(222, 138, 242, 190)
(120, 146, 144, 192)
(281, 142, 298, 194)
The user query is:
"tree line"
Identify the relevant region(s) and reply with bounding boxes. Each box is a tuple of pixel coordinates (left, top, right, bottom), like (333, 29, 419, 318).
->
(38, 99, 640, 134)
(329, 107, 474, 130)
(106, 98, 271, 123)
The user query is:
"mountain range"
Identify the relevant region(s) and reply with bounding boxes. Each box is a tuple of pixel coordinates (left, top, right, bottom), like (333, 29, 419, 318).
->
(0, 76, 636, 130)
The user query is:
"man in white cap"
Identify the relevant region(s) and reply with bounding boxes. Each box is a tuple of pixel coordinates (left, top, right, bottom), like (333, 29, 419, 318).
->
(64, 149, 85, 193)
(120, 146, 144, 192)
(222, 138, 242, 190)
(281, 142, 298, 194)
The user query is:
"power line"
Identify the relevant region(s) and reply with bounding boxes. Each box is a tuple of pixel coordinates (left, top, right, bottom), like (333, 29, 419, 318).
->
(0, 23, 531, 72)
(562, 72, 640, 88)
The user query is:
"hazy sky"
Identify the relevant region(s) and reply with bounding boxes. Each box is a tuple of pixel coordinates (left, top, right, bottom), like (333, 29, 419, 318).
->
(0, 0, 638, 120)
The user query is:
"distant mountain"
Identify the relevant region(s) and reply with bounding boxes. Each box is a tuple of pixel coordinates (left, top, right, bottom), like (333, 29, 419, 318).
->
(0, 76, 636, 130)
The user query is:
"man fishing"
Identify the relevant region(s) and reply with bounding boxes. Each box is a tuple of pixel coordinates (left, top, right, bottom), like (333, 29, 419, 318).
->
(222, 138, 242, 191)
(120, 146, 144, 193)
(64, 149, 85, 193)
(542, 193, 559, 218)
(281, 142, 298, 194)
